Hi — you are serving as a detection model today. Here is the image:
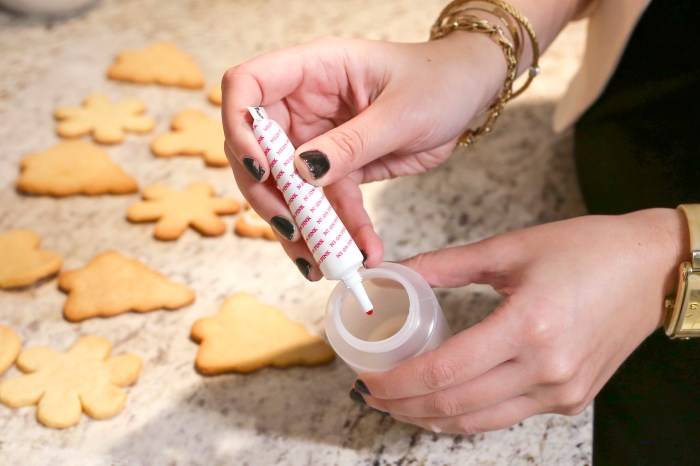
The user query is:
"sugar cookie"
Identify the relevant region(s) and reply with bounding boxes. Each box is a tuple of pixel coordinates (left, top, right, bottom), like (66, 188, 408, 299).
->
(151, 110, 227, 167)
(127, 182, 241, 240)
(0, 336, 142, 429)
(17, 140, 138, 196)
(55, 94, 155, 144)
(191, 293, 335, 374)
(108, 42, 205, 89)
(234, 203, 276, 240)
(0, 230, 62, 289)
(208, 85, 222, 106)
(0, 325, 21, 376)
(58, 250, 195, 322)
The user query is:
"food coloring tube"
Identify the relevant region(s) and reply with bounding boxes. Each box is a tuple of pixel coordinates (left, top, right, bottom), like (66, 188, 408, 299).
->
(248, 106, 373, 314)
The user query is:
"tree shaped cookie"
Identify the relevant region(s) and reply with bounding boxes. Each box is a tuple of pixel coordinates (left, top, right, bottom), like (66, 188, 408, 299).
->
(0, 336, 142, 429)
(0, 325, 21, 376)
(107, 42, 205, 89)
(0, 230, 62, 289)
(191, 293, 335, 374)
(151, 110, 228, 167)
(55, 94, 155, 144)
(17, 140, 138, 196)
(58, 250, 195, 322)
(127, 182, 241, 240)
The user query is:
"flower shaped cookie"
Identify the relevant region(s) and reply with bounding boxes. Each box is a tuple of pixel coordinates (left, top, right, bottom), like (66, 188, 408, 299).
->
(0, 325, 21, 376)
(54, 94, 155, 144)
(0, 230, 62, 289)
(127, 182, 241, 240)
(0, 336, 142, 429)
(151, 110, 227, 167)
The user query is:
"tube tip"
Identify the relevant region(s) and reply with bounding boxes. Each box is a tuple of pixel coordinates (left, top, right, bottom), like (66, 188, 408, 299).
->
(342, 269, 374, 314)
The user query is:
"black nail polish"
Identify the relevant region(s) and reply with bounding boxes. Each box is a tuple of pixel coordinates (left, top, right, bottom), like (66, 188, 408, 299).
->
(355, 379, 371, 395)
(360, 249, 368, 265)
(299, 150, 330, 179)
(270, 216, 295, 240)
(295, 258, 312, 280)
(242, 157, 265, 181)
(349, 388, 366, 406)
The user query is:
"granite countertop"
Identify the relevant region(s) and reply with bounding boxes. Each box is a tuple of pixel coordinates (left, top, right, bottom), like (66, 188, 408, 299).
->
(0, 1, 591, 464)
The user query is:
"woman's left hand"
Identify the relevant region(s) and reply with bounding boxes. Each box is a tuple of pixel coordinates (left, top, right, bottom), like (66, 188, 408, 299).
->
(353, 209, 687, 434)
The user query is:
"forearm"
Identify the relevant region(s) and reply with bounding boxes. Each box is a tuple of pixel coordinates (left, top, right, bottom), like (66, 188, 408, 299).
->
(511, 0, 593, 72)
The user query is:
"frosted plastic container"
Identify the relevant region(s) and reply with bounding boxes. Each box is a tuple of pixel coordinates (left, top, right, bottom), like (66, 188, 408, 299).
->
(325, 262, 452, 373)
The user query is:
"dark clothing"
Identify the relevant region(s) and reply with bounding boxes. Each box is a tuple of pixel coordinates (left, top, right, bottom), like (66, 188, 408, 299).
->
(573, 0, 700, 464)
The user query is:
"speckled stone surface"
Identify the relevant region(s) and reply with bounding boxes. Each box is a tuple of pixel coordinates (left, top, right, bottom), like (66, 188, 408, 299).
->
(0, 1, 591, 464)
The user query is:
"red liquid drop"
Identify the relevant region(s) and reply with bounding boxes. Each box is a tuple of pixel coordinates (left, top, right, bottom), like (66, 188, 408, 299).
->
(366, 309, 374, 316)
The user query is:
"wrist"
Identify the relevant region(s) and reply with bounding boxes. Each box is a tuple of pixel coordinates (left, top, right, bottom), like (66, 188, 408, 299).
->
(659, 208, 691, 298)
(623, 208, 688, 330)
(433, 31, 508, 115)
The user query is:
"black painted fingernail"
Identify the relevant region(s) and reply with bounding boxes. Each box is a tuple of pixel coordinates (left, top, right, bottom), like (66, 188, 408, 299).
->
(270, 216, 295, 240)
(295, 258, 312, 280)
(355, 379, 371, 395)
(349, 388, 366, 406)
(242, 157, 265, 181)
(360, 249, 368, 266)
(299, 150, 330, 179)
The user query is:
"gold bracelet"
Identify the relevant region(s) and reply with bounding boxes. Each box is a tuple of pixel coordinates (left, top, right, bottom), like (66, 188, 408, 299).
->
(430, 0, 540, 147)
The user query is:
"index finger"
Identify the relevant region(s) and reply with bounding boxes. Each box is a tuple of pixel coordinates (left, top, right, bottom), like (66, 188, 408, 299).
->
(358, 300, 520, 400)
(220, 47, 311, 179)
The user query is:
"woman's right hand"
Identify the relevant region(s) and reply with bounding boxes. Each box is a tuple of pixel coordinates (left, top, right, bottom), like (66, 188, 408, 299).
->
(221, 34, 506, 279)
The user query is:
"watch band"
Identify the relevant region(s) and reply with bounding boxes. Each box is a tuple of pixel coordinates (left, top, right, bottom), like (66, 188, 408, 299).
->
(664, 204, 700, 339)
(680, 205, 700, 262)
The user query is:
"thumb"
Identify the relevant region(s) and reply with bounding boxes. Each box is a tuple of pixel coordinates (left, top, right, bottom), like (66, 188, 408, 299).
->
(398, 238, 510, 289)
(293, 102, 407, 186)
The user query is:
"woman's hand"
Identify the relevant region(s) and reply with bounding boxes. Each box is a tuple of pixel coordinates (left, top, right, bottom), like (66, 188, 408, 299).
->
(221, 34, 505, 279)
(353, 209, 688, 434)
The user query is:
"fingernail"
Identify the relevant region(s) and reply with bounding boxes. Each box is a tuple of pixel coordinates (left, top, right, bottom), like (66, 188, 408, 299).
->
(242, 157, 265, 181)
(355, 379, 371, 395)
(295, 258, 312, 280)
(360, 249, 368, 266)
(299, 150, 330, 179)
(270, 216, 295, 240)
(349, 388, 366, 406)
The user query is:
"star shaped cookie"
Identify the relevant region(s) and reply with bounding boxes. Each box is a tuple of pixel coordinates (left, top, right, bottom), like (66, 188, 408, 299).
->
(107, 42, 205, 89)
(234, 203, 276, 240)
(0, 230, 62, 289)
(151, 110, 228, 167)
(17, 140, 138, 196)
(0, 336, 142, 429)
(58, 250, 195, 322)
(127, 182, 241, 240)
(55, 94, 155, 144)
(191, 293, 335, 374)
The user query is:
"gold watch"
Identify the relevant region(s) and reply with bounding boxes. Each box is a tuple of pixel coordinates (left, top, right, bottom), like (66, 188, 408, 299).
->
(664, 204, 700, 339)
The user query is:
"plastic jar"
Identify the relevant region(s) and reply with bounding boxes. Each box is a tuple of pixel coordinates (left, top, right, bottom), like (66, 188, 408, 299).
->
(325, 262, 452, 373)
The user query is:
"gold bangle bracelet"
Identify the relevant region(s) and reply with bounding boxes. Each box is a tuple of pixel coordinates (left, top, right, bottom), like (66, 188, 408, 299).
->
(430, 0, 540, 147)
(483, 0, 540, 98)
